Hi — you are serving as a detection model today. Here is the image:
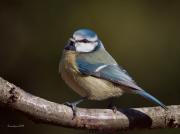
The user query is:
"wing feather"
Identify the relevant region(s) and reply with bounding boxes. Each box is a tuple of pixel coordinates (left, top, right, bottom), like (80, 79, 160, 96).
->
(76, 59, 141, 90)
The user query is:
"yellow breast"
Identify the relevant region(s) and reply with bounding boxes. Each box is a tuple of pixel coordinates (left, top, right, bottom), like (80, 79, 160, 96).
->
(59, 51, 124, 100)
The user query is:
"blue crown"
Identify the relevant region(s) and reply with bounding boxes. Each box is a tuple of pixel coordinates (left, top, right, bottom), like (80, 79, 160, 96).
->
(73, 29, 98, 42)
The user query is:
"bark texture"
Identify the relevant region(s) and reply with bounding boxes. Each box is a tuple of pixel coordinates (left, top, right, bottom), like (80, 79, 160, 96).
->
(0, 77, 179, 131)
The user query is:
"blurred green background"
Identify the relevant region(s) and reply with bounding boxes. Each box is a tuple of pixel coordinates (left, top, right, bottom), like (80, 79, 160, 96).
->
(0, 0, 179, 134)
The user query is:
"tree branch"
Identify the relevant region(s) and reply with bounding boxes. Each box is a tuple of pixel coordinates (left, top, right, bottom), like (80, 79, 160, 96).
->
(0, 77, 179, 131)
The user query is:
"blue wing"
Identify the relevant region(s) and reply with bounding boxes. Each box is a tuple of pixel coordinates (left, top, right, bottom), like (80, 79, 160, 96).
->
(76, 58, 141, 90)
(76, 58, 168, 110)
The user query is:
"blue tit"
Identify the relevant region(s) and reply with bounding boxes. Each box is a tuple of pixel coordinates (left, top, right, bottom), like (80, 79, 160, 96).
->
(59, 28, 167, 114)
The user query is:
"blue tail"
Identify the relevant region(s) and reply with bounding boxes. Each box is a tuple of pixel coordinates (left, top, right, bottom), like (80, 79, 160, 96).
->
(136, 90, 168, 110)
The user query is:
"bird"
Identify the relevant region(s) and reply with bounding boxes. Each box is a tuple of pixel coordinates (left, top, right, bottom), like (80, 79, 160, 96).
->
(59, 28, 168, 115)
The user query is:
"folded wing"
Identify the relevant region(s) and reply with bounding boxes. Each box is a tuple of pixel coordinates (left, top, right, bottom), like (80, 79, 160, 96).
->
(76, 58, 141, 90)
(76, 58, 168, 110)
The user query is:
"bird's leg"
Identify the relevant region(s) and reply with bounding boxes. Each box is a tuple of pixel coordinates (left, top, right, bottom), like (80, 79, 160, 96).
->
(64, 97, 86, 117)
(107, 98, 117, 113)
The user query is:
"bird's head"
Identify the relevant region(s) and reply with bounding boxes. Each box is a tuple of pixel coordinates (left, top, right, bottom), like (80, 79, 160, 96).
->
(64, 29, 103, 53)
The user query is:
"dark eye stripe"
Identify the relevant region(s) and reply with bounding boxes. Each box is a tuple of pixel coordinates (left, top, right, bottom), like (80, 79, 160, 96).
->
(77, 39, 90, 43)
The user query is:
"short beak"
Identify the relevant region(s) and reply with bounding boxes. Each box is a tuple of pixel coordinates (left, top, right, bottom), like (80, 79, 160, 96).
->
(64, 38, 76, 51)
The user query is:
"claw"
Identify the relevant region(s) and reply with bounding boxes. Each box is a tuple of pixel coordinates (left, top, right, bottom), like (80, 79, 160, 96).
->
(107, 99, 117, 113)
(107, 104, 117, 113)
(111, 106, 117, 113)
(64, 102, 77, 117)
(63, 97, 86, 118)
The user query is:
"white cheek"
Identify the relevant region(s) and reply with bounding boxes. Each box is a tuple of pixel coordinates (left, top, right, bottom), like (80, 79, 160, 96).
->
(75, 42, 98, 52)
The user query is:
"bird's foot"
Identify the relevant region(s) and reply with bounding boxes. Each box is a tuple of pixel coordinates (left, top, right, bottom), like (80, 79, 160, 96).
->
(107, 104, 117, 113)
(107, 101, 117, 113)
(64, 101, 78, 118)
(111, 106, 117, 113)
(63, 97, 86, 118)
